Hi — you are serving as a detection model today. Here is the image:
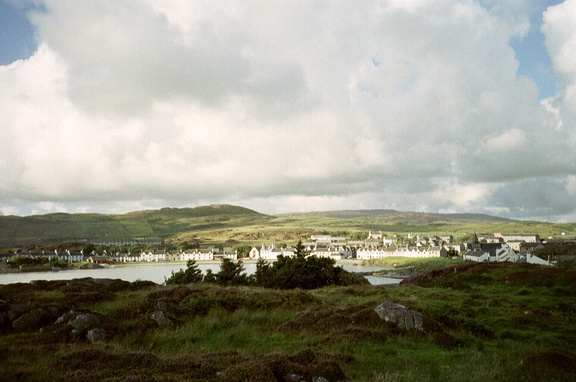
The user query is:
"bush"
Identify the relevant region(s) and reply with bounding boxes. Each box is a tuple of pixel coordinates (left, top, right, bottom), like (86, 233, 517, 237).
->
(165, 260, 203, 285)
(215, 258, 252, 286)
(255, 254, 368, 290)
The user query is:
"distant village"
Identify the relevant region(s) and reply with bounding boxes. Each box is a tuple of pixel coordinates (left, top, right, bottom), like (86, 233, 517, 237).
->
(1, 230, 574, 268)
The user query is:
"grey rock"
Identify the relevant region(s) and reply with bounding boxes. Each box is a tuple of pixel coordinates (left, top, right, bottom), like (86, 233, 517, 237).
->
(286, 374, 303, 381)
(12, 308, 47, 332)
(150, 310, 171, 327)
(46, 306, 60, 318)
(86, 328, 106, 343)
(70, 328, 82, 339)
(155, 300, 169, 312)
(7, 304, 30, 321)
(68, 313, 100, 331)
(374, 302, 423, 331)
(56, 310, 77, 325)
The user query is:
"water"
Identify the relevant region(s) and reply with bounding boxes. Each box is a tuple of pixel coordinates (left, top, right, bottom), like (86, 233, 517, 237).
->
(0, 262, 402, 286)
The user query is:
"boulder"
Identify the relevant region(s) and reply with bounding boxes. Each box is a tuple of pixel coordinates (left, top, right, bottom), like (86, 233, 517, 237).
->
(56, 310, 77, 325)
(374, 302, 423, 331)
(151, 310, 171, 327)
(68, 313, 100, 331)
(86, 328, 107, 343)
(12, 308, 48, 332)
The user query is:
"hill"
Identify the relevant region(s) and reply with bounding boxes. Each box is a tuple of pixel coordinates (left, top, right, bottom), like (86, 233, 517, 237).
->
(1, 205, 574, 249)
(0, 204, 267, 248)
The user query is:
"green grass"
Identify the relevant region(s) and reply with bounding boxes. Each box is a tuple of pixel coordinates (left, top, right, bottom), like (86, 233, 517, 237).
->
(1, 262, 575, 381)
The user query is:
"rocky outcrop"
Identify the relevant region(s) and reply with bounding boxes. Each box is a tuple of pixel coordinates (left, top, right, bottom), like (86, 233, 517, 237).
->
(374, 302, 424, 331)
(1, 303, 61, 333)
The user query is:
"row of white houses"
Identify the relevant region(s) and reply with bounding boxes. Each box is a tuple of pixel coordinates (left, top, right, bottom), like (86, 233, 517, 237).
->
(0, 248, 239, 264)
(356, 245, 448, 259)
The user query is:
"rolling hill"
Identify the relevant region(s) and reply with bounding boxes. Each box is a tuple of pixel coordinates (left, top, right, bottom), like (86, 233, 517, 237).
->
(0, 205, 574, 249)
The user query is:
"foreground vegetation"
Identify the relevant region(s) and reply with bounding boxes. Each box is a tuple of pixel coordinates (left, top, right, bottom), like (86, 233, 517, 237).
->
(1, 261, 575, 381)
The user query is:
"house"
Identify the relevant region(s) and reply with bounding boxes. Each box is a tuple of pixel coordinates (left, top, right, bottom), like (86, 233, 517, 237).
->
(140, 250, 166, 262)
(356, 244, 447, 259)
(382, 236, 398, 245)
(497, 233, 540, 243)
(181, 249, 214, 261)
(523, 253, 551, 266)
(439, 235, 454, 244)
(165, 250, 181, 262)
(368, 231, 383, 240)
(252, 245, 296, 260)
(494, 244, 519, 262)
(463, 250, 491, 262)
(310, 245, 347, 259)
(445, 243, 465, 255)
(213, 249, 237, 260)
(60, 250, 86, 263)
(87, 255, 114, 264)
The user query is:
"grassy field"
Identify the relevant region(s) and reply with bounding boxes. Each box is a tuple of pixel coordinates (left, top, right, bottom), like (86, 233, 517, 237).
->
(1, 261, 575, 381)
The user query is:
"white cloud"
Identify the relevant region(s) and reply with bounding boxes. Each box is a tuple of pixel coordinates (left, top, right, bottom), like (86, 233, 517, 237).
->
(0, 0, 575, 221)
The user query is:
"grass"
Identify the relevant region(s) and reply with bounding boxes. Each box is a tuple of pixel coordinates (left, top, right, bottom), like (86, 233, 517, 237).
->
(1, 263, 575, 381)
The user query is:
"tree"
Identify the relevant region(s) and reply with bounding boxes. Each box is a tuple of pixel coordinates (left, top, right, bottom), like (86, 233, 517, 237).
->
(446, 248, 459, 258)
(294, 240, 308, 258)
(165, 260, 203, 285)
(254, 258, 273, 287)
(203, 269, 217, 283)
(234, 244, 252, 258)
(254, 254, 369, 290)
(215, 258, 251, 286)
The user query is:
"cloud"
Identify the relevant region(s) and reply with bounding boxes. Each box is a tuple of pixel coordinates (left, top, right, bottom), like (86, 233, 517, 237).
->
(1, 0, 575, 221)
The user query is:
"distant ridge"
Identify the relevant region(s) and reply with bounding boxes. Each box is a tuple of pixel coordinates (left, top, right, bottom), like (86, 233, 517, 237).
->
(277, 209, 515, 223)
(1, 204, 570, 249)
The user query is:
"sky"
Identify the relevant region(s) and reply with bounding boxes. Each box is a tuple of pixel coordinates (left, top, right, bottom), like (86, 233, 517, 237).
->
(1, 0, 575, 222)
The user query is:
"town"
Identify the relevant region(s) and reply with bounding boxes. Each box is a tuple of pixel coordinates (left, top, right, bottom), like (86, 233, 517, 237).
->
(2, 230, 573, 270)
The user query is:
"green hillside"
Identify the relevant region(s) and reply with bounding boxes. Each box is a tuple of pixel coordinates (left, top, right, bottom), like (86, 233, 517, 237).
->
(1, 205, 574, 249)
(0, 205, 267, 248)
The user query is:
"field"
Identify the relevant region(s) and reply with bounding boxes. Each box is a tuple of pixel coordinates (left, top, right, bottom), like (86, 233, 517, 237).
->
(1, 261, 575, 381)
(1, 204, 575, 249)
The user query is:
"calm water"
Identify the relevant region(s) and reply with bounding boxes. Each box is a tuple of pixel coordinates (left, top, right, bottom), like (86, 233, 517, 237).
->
(0, 262, 402, 286)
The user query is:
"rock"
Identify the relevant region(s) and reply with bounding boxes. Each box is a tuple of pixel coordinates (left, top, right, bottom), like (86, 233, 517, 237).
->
(374, 302, 423, 331)
(70, 328, 82, 340)
(86, 328, 107, 343)
(56, 311, 77, 325)
(151, 310, 171, 327)
(310, 361, 348, 382)
(7, 304, 30, 321)
(12, 308, 47, 332)
(155, 300, 169, 312)
(68, 313, 100, 331)
(46, 306, 60, 318)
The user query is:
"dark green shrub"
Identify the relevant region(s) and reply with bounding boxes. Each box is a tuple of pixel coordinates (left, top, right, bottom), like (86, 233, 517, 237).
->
(165, 260, 203, 285)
